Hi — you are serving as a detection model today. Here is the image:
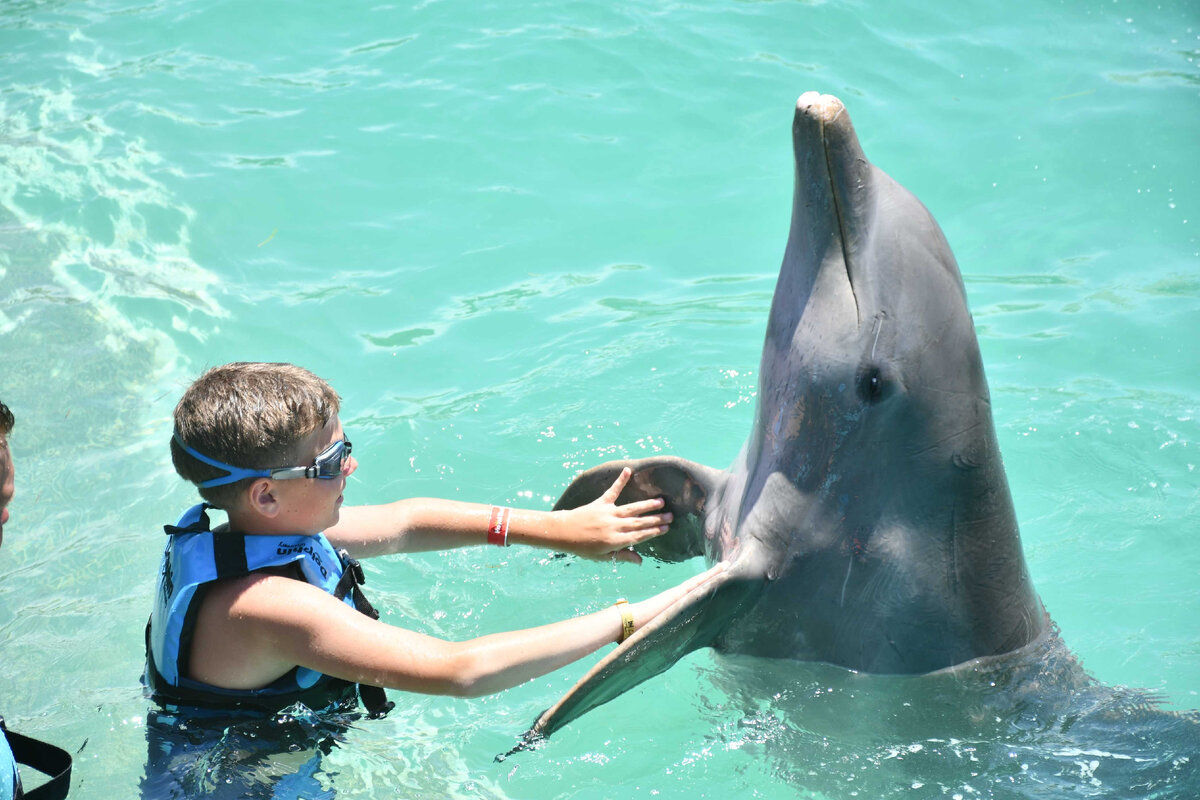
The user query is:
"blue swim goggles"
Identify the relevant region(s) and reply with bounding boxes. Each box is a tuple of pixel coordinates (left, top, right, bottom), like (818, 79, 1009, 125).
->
(173, 431, 353, 488)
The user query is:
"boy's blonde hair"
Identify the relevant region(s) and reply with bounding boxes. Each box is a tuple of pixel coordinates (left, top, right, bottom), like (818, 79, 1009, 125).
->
(171, 362, 341, 507)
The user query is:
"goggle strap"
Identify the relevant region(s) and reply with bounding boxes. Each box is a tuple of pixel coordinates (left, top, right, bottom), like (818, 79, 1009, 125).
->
(172, 431, 269, 488)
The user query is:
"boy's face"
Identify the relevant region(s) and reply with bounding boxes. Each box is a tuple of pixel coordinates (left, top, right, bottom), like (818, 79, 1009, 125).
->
(268, 415, 356, 534)
(0, 434, 13, 550)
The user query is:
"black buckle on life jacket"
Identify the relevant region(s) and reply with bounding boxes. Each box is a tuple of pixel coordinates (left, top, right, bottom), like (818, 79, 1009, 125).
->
(344, 552, 366, 587)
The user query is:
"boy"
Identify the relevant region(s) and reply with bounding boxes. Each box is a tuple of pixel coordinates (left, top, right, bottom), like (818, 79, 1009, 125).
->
(145, 362, 722, 715)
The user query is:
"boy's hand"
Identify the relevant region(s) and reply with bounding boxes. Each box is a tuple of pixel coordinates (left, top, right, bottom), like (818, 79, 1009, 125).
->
(556, 467, 673, 564)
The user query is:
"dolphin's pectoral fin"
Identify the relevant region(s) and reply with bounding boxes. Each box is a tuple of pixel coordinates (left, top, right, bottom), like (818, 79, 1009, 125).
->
(554, 456, 726, 561)
(522, 567, 761, 745)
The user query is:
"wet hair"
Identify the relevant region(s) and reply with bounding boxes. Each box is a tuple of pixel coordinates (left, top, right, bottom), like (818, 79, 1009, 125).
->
(171, 362, 340, 508)
(0, 400, 12, 437)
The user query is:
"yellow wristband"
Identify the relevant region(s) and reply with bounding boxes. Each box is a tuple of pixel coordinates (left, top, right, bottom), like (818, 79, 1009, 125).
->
(614, 598, 635, 643)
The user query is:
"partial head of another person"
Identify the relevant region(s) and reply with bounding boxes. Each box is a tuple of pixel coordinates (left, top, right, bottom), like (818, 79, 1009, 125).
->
(0, 399, 15, 549)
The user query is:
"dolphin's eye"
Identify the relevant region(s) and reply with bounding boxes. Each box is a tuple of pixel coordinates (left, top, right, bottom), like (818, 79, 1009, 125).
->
(857, 366, 891, 404)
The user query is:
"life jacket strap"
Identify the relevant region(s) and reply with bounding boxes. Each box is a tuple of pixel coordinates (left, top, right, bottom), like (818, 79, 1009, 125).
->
(1, 718, 72, 800)
(334, 550, 396, 719)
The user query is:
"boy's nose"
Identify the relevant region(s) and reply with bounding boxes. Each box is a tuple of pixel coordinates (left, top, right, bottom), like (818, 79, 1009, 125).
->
(343, 454, 357, 477)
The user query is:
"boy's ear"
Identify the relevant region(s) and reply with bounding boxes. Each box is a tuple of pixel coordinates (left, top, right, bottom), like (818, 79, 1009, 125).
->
(246, 479, 280, 518)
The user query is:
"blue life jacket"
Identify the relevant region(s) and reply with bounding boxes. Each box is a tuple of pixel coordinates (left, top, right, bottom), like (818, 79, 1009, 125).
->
(144, 503, 392, 717)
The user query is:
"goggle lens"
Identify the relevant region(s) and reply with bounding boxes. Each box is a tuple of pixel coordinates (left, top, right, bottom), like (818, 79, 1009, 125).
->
(312, 439, 352, 479)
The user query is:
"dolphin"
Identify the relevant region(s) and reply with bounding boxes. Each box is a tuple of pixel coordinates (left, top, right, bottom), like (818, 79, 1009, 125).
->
(530, 92, 1047, 740)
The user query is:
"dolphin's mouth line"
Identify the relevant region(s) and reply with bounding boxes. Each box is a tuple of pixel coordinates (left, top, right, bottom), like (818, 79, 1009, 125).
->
(908, 420, 985, 456)
(820, 113, 860, 325)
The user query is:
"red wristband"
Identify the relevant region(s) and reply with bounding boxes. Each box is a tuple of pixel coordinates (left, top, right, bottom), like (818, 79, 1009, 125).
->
(488, 505, 511, 547)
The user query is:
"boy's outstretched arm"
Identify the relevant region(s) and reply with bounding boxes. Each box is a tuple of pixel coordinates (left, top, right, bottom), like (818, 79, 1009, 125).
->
(189, 561, 725, 697)
(328, 468, 670, 563)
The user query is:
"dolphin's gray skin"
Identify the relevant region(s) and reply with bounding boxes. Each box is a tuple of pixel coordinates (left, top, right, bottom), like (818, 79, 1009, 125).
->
(531, 92, 1046, 740)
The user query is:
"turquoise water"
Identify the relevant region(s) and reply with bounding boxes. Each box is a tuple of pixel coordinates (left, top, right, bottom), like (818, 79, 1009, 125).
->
(2, 0, 1198, 797)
